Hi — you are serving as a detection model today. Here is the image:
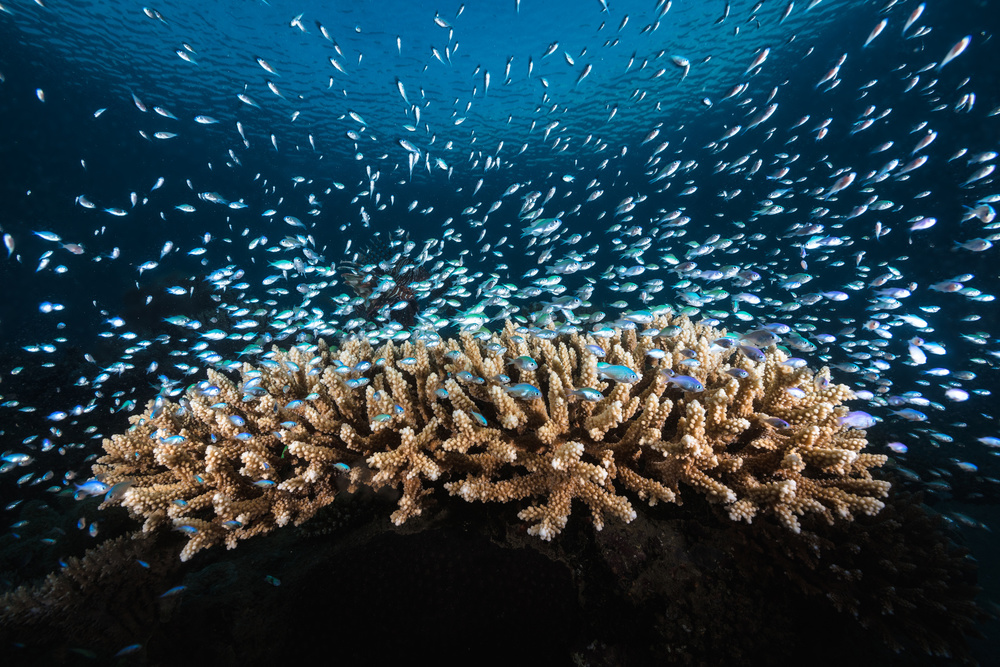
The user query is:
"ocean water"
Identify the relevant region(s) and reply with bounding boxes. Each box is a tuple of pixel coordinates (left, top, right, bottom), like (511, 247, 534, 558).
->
(0, 0, 998, 663)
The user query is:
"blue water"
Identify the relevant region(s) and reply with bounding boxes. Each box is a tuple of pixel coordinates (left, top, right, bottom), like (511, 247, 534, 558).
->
(0, 0, 999, 663)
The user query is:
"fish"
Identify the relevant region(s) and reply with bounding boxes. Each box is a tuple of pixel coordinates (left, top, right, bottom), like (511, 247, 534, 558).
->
(740, 328, 780, 348)
(237, 93, 259, 108)
(505, 383, 542, 400)
(329, 56, 348, 74)
(153, 106, 177, 120)
(744, 103, 777, 132)
(670, 56, 690, 80)
(839, 411, 877, 429)
(522, 217, 562, 238)
(597, 364, 640, 384)
(507, 355, 538, 371)
(663, 374, 704, 392)
(863, 19, 887, 48)
(937, 35, 971, 70)
(745, 47, 769, 73)
(255, 56, 278, 75)
(903, 3, 925, 34)
(73, 479, 109, 497)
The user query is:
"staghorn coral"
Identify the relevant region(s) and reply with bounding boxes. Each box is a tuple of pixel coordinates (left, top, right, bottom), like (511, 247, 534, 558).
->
(93, 316, 890, 561)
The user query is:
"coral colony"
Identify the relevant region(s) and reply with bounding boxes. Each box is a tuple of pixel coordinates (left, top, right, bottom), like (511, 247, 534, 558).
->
(93, 316, 889, 560)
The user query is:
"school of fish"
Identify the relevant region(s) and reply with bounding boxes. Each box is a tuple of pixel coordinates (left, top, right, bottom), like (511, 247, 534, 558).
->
(0, 0, 998, 558)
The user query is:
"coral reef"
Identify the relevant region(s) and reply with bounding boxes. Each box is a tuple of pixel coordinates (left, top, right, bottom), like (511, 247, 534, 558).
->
(93, 316, 890, 561)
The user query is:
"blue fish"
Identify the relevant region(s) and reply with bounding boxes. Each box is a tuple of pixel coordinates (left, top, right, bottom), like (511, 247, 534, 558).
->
(839, 411, 877, 429)
(73, 480, 109, 497)
(505, 382, 542, 400)
(160, 585, 187, 598)
(597, 364, 640, 383)
(663, 374, 704, 393)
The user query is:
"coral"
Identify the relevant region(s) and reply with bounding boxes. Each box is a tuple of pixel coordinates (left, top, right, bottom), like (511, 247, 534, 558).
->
(93, 316, 890, 561)
(740, 487, 989, 661)
(0, 533, 180, 652)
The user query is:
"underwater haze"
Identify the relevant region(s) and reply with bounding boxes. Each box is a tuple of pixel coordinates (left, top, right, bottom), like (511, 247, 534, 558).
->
(1, 0, 999, 663)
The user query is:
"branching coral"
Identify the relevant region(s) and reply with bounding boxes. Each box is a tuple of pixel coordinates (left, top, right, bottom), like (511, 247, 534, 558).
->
(94, 316, 890, 560)
(0, 533, 179, 649)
